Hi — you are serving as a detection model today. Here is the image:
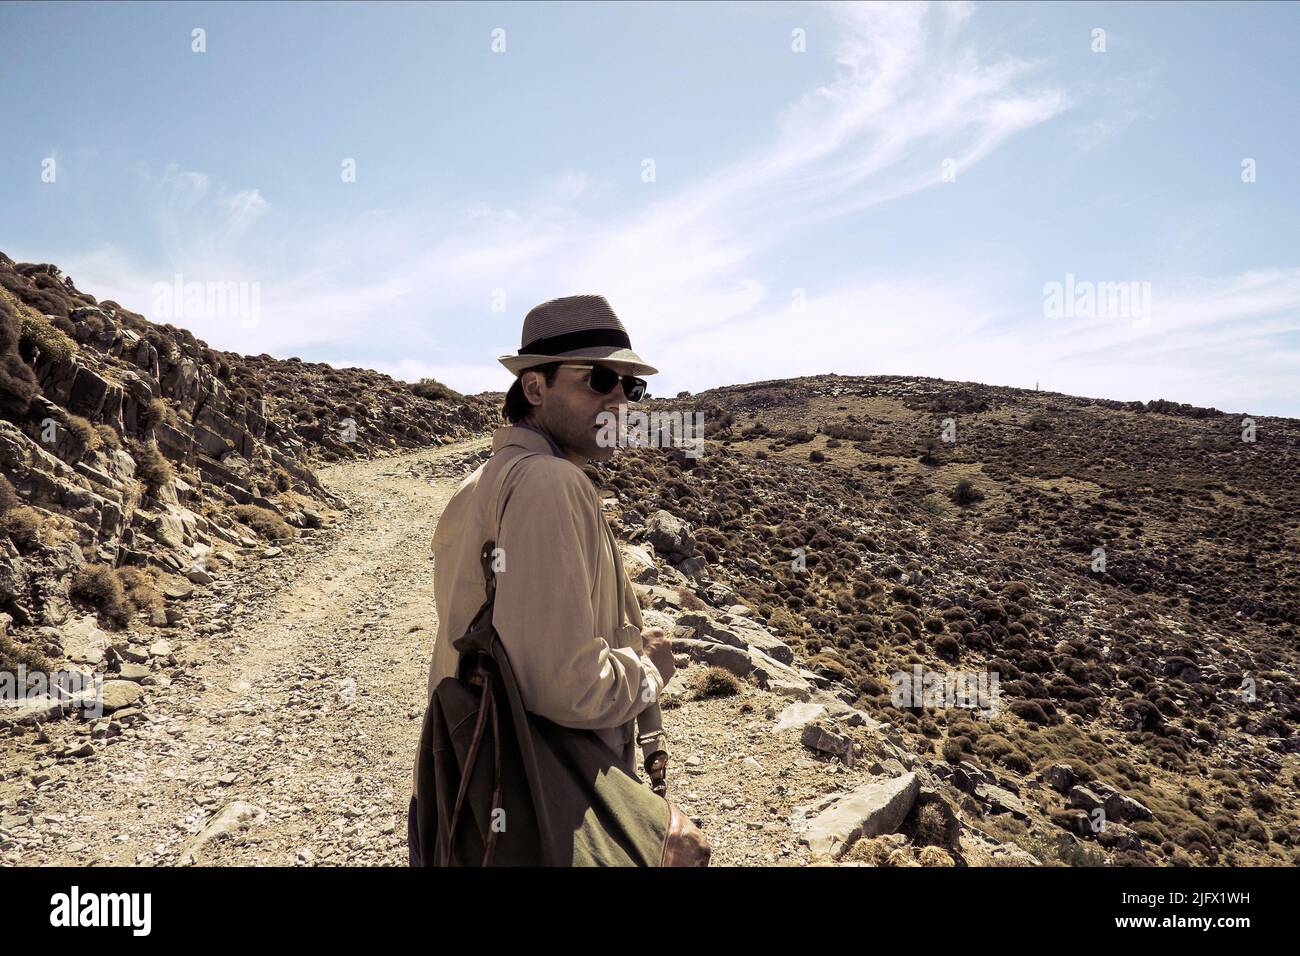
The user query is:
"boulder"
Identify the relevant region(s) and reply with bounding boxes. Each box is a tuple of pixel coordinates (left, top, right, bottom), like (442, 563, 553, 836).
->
(1103, 792, 1152, 823)
(162, 580, 194, 601)
(810, 693, 888, 732)
(0, 538, 29, 611)
(1096, 822, 1144, 851)
(989, 842, 1042, 867)
(1067, 785, 1106, 813)
(98, 680, 143, 713)
(974, 782, 1030, 819)
(748, 652, 813, 700)
(676, 611, 794, 665)
(773, 701, 827, 733)
(636, 585, 682, 611)
(798, 772, 920, 860)
(639, 609, 676, 634)
(672, 637, 753, 677)
(949, 763, 980, 795)
(1046, 763, 1076, 794)
(1056, 808, 1095, 837)
(619, 544, 658, 584)
(801, 720, 855, 766)
(675, 556, 708, 579)
(57, 615, 111, 665)
(701, 581, 738, 607)
(111, 643, 149, 664)
(644, 510, 696, 560)
(117, 662, 151, 682)
(179, 801, 266, 865)
(186, 567, 214, 585)
(0, 694, 63, 724)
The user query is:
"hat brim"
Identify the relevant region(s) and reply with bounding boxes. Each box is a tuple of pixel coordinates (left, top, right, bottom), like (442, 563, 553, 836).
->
(498, 346, 657, 377)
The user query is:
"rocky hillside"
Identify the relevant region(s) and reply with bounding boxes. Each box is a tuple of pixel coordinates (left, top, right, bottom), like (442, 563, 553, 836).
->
(2, 250, 1295, 867)
(0, 252, 495, 657)
(586, 374, 1299, 865)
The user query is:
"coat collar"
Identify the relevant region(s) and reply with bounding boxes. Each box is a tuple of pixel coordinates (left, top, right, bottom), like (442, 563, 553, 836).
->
(492, 423, 564, 459)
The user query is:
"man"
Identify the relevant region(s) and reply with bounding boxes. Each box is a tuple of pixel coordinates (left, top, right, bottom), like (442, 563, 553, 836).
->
(413, 293, 708, 865)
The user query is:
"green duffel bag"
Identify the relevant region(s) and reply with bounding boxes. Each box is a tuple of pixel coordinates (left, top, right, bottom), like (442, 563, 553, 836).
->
(409, 540, 692, 867)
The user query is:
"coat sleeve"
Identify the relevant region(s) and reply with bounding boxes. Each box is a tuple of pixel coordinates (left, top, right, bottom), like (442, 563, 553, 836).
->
(491, 460, 663, 731)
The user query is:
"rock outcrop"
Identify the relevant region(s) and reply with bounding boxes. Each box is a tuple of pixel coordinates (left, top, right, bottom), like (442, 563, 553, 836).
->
(0, 252, 495, 655)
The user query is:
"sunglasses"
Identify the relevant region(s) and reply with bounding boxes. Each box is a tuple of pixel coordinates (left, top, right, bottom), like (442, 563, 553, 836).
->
(558, 363, 647, 402)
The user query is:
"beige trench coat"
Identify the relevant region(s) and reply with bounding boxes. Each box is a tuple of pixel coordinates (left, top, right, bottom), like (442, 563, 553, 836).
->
(415, 424, 666, 791)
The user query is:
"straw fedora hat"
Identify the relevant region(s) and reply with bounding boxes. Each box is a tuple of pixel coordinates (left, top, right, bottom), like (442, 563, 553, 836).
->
(497, 294, 657, 377)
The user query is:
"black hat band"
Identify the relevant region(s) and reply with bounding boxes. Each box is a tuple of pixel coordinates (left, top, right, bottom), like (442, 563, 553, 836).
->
(519, 326, 631, 356)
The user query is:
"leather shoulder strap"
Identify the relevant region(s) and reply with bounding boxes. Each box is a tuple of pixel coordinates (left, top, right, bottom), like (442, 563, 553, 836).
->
(481, 449, 544, 597)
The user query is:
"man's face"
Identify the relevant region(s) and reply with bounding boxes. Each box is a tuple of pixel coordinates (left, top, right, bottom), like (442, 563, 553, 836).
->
(524, 363, 634, 463)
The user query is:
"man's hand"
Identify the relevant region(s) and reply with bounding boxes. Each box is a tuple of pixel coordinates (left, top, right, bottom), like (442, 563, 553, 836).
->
(641, 626, 675, 689)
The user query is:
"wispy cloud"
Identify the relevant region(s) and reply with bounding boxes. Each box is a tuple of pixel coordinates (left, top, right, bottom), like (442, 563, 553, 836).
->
(38, 1, 1296, 415)
(151, 164, 270, 271)
(669, 266, 1300, 414)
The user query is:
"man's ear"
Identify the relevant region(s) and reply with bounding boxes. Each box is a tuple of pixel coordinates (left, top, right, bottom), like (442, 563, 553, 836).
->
(521, 369, 545, 407)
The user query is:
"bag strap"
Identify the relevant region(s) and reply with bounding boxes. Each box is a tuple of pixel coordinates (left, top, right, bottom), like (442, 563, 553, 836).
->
(453, 449, 543, 672)
(444, 451, 539, 866)
(442, 663, 502, 866)
(482, 449, 542, 599)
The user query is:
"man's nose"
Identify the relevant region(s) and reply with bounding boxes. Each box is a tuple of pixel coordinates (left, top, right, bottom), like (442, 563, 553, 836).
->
(602, 384, 628, 412)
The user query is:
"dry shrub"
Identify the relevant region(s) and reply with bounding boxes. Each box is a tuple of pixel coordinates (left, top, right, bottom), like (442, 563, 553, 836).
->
(18, 311, 77, 363)
(951, 478, 985, 506)
(210, 549, 239, 568)
(95, 424, 121, 450)
(913, 802, 953, 847)
(696, 666, 741, 698)
(141, 398, 179, 430)
(229, 504, 295, 541)
(767, 606, 803, 637)
(0, 288, 40, 416)
(2, 505, 45, 552)
(1003, 580, 1032, 601)
(842, 837, 894, 866)
(917, 845, 956, 866)
(274, 489, 321, 527)
(127, 438, 174, 494)
(887, 848, 920, 867)
(0, 628, 51, 677)
(808, 652, 849, 679)
(70, 563, 132, 628)
(674, 586, 707, 611)
(941, 737, 969, 763)
(0, 474, 19, 513)
(410, 378, 463, 402)
(116, 566, 163, 616)
(65, 413, 100, 451)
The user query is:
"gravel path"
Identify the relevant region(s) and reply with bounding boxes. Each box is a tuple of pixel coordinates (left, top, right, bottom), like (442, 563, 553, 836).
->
(1, 438, 490, 865)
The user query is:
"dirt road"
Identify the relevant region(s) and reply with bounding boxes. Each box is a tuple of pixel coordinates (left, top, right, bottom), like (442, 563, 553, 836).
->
(0, 436, 491, 866)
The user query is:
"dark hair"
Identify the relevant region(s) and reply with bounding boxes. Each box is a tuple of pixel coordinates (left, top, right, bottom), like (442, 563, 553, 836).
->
(502, 362, 561, 423)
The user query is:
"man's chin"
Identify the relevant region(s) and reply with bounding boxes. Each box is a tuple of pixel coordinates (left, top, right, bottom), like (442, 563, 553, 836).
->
(588, 435, 617, 460)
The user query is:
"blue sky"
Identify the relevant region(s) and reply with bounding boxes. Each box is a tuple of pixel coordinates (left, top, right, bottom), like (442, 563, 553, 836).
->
(2, 1, 1298, 414)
